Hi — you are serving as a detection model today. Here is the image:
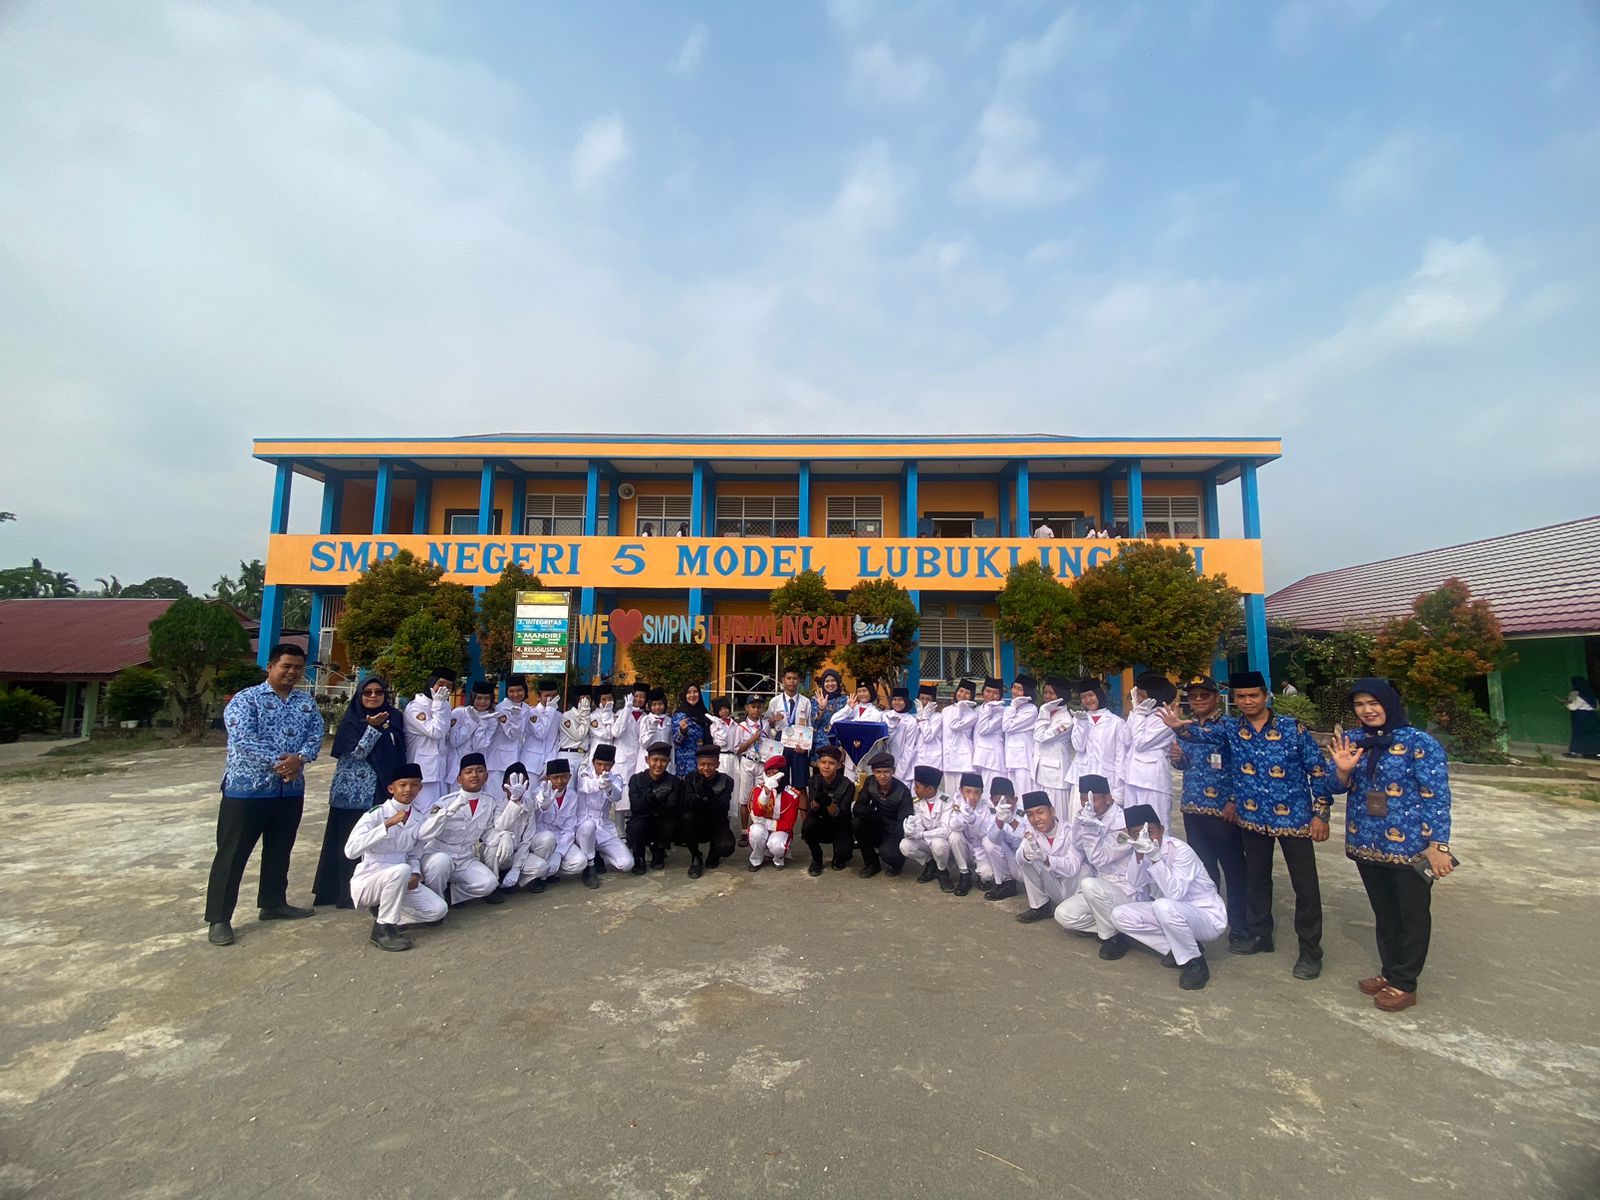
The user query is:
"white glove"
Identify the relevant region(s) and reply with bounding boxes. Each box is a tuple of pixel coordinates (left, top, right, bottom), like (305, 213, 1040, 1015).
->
(993, 801, 1013, 823)
(1020, 838, 1041, 864)
(903, 814, 923, 837)
(508, 779, 528, 802)
(1145, 844, 1163, 865)
(502, 868, 520, 887)
(535, 791, 554, 812)
(444, 796, 466, 816)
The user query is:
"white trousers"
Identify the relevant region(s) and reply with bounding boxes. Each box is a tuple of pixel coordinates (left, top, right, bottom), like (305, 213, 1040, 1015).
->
(1121, 782, 1173, 830)
(900, 831, 951, 869)
(525, 829, 587, 880)
(1006, 766, 1038, 796)
(1055, 876, 1136, 938)
(576, 817, 635, 871)
(749, 825, 790, 866)
(1041, 785, 1071, 825)
(942, 772, 968, 797)
(1112, 897, 1226, 965)
(948, 835, 995, 882)
(419, 851, 498, 904)
(1017, 854, 1080, 910)
(986, 834, 1019, 881)
(351, 863, 448, 927)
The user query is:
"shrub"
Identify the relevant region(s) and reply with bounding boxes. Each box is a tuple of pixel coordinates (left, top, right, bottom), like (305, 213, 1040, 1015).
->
(627, 637, 712, 702)
(106, 667, 167, 725)
(0, 686, 60, 742)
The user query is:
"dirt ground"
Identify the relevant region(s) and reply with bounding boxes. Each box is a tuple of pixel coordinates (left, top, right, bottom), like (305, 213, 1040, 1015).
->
(1, 746, 1596, 1200)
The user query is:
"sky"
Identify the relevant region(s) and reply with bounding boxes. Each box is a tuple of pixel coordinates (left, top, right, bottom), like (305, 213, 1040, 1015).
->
(1, 0, 1596, 595)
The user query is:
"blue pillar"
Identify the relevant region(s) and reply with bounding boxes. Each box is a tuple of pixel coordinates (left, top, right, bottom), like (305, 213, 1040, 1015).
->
(412, 477, 432, 535)
(319, 473, 343, 534)
(1244, 595, 1270, 690)
(1016, 461, 1030, 534)
(609, 476, 622, 535)
(477, 462, 497, 535)
(1239, 460, 1262, 539)
(797, 461, 811, 537)
(703, 470, 717, 537)
(599, 592, 617, 679)
(584, 463, 600, 536)
(509, 473, 526, 538)
(689, 587, 703, 622)
(269, 460, 294, 534)
(580, 586, 596, 680)
(306, 591, 325, 680)
(1098, 471, 1115, 532)
(1202, 472, 1220, 539)
(1000, 637, 1015, 686)
(998, 472, 1012, 537)
(372, 463, 393, 535)
(1126, 459, 1145, 536)
(258, 461, 294, 668)
(906, 589, 921, 692)
(902, 462, 919, 536)
(691, 460, 707, 537)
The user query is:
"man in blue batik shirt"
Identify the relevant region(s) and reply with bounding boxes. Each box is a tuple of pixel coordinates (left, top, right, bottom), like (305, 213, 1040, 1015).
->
(1161, 670, 1334, 980)
(205, 643, 325, 947)
(1168, 675, 1249, 948)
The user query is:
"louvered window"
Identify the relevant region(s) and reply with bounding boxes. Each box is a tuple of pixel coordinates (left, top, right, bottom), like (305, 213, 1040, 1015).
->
(825, 495, 884, 537)
(917, 617, 996, 696)
(634, 495, 693, 535)
(715, 495, 800, 537)
(1112, 495, 1203, 538)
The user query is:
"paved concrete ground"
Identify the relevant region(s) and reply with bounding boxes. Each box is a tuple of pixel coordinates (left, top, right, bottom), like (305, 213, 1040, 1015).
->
(1, 748, 1597, 1200)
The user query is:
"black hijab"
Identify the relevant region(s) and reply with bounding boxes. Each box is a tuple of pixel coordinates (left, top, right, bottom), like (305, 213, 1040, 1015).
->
(678, 685, 712, 740)
(1347, 677, 1412, 782)
(333, 676, 408, 799)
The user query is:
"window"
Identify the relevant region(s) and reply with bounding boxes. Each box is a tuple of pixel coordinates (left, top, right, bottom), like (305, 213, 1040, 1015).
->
(1112, 495, 1203, 538)
(825, 495, 884, 537)
(715, 495, 799, 537)
(918, 617, 996, 694)
(445, 508, 502, 535)
(521, 492, 611, 536)
(1028, 511, 1087, 538)
(924, 511, 982, 538)
(634, 494, 693, 535)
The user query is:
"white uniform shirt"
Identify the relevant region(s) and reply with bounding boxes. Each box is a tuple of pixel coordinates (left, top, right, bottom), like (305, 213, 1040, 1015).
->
(404, 690, 453, 783)
(914, 701, 944, 772)
(487, 699, 530, 773)
(1121, 703, 1177, 793)
(419, 789, 498, 865)
(885, 707, 918, 769)
(1032, 699, 1075, 790)
(973, 700, 1007, 772)
(764, 691, 815, 759)
(1071, 710, 1129, 796)
(1125, 836, 1222, 920)
(1003, 698, 1038, 775)
(941, 700, 979, 772)
(446, 706, 496, 784)
(345, 799, 429, 876)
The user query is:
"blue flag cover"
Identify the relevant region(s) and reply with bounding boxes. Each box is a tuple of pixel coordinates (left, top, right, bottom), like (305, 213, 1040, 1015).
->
(833, 720, 891, 767)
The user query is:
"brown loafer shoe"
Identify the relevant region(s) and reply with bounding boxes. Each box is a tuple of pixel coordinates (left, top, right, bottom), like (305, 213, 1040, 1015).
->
(1358, 975, 1388, 996)
(1374, 986, 1416, 1013)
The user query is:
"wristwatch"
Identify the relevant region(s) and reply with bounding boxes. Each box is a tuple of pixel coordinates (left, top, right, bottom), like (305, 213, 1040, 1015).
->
(1431, 842, 1450, 854)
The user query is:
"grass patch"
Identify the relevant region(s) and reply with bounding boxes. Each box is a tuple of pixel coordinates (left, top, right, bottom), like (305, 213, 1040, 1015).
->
(1488, 780, 1600, 807)
(0, 761, 130, 782)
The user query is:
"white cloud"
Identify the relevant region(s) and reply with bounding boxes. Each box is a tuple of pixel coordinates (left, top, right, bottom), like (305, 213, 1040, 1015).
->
(827, 138, 913, 236)
(850, 41, 934, 103)
(570, 114, 630, 190)
(1273, 0, 1390, 55)
(672, 24, 706, 75)
(1338, 132, 1423, 210)
(1374, 236, 1506, 344)
(998, 9, 1075, 83)
(953, 100, 1097, 209)
(825, 0, 876, 35)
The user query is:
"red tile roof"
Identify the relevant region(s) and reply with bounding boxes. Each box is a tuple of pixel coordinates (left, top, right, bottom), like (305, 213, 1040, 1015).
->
(0, 598, 179, 680)
(1267, 516, 1600, 637)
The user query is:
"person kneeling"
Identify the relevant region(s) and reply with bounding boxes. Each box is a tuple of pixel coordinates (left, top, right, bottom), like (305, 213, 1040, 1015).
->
(574, 744, 634, 886)
(481, 761, 534, 891)
(748, 755, 802, 871)
(1052, 774, 1137, 957)
(1014, 791, 1085, 922)
(627, 742, 684, 874)
(802, 745, 855, 876)
(945, 772, 998, 896)
(344, 763, 448, 951)
(852, 754, 914, 878)
(683, 743, 738, 877)
(1107, 804, 1226, 990)
(901, 766, 958, 891)
(418, 753, 505, 908)
(522, 758, 589, 892)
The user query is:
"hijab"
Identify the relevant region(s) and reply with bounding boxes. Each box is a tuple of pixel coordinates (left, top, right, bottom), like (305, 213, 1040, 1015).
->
(1573, 676, 1598, 707)
(333, 676, 408, 798)
(1346, 677, 1412, 782)
(678, 685, 711, 740)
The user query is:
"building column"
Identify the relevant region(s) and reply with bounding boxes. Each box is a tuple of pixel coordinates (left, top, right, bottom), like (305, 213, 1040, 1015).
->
(258, 460, 294, 668)
(320, 473, 343, 535)
(906, 590, 921, 693)
(1202, 471, 1220, 539)
(469, 462, 496, 683)
(1239, 459, 1269, 687)
(306, 591, 325, 683)
(1098, 471, 1115, 533)
(373, 463, 393, 535)
(61, 681, 79, 735)
(1487, 669, 1508, 752)
(584, 463, 600, 537)
(1239, 460, 1262, 539)
(691, 460, 707, 537)
(998, 471, 1012, 538)
(509, 471, 526, 539)
(599, 592, 617, 680)
(412, 477, 432, 535)
(999, 638, 1015, 688)
(82, 681, 100, 734)
(1126, 459, 1145, 536)
(901, 462, 919, 537)
(797, 461, 811, 537)
(1016, 461, 1031, 534)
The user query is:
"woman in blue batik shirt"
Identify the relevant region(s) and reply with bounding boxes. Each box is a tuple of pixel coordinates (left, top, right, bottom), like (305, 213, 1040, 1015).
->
(671, 684, 713, 777)
(1329, 677, 1454, 1014)
(811, 669, 848, 765)
(312, 676, 408, 909)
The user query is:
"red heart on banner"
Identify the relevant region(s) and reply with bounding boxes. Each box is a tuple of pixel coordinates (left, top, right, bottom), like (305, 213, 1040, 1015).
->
(608, 607, 646, 645)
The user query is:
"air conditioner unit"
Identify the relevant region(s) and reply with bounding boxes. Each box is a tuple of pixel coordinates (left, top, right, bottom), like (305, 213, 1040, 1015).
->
(618, 482, 636, 500)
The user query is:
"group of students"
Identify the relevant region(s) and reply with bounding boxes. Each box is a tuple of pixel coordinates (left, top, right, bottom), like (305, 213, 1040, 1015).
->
(307, 661, 1454, 1011)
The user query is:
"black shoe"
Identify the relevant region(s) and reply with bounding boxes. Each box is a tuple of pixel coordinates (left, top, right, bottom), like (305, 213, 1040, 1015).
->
(207, 921, 234, 946)
(1016, 903, 1056, 924)
(528, 878, 547, 894)
(334, 900, 355, 910)
(954, 872, 972, 897)
(1161, 952, 1179, 969)
(689, 853, 705, 880)
(369, 922, 413, 952)
(737, 833, 749, 848)
(582, 864, 601, 889)
(367, 905, 379, 917)
(594, 857, 608, 875)
(748, 861, 763, 873)
(1179, 955, 1210, 990)
(806, 861, 823, 877)
(482, 889, 505, 905)
(984, 880, 1019, 901)
(1098, 933, 1131, 960)
(1292, 953, 1323, 980)
(937, 868, 955, 893)
(649, 852, 666, 871)
(629, 864, 647, 876)
(917, 861, 939, 884)
(1228, 936, 1274, 956)
(859, 863, 882, 879)
(830, 858, 850, 871)
(705, 855, 721, 870)
(884, 863, 902, 877)
(259, 904, 314, 921)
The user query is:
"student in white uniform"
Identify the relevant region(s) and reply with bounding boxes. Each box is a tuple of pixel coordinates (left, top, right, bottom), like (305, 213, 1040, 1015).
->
(344, 763, 449, 952)
(913, 684, 943, 786)
(1071, 678, 1129, 798)
(404, 668, 456, 816)
(417, 752, 504, 907)
(481, 761, 534, 889)
(1031, 675, 1076, 820)
(708, 695, 739, 780)
(765, 668, 815, 785)
(946, 772, 998, 897)
(972, 677, 1007, 791)
(1052, 774, 1141, 959)
(829, 682, 885, 783)
(447, 681, 498, 790)
(1121, 672, 1178, 828)
(609, 681, 648, 827)
(1003, 675, 1039, 795)
(638, 689, 672, 776)
(522, 757, 588, 891)
(983, 784, 1026, 902)
(732, 695, 767, 839)
(575, 744, 634, 883)
(525, 678, 564, 786)
(940, 679, 980, 797)
(558, 685, 594, 761)
(487, 675, 533, 798)
(884, 688, 917, 786)
(1013, 790, 1085, 923)
(1107, 803, 1227, 990)
(587, 684, 618, 766)
(900, 765, 957, 890)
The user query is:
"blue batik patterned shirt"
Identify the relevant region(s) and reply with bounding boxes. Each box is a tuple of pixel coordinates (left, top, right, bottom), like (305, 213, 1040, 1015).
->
(1181, 712, 1332, 837)
(1334, 727, 1453, 864)
(222, 682, 324, 800)
(1175, 713, 1232, 817)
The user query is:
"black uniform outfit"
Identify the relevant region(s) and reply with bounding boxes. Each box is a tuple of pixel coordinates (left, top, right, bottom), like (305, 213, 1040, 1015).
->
(681, 766, 738, 876)
(802, 769, 856, 873)
(626, 768, 685, 871)
(852, 768, 914, 876)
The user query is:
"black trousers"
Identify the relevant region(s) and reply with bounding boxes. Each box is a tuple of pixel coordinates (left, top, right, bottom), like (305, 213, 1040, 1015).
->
(311, 806, 365, 907)
(205, 795, 305, 923)
(681, 819, 736, 862)
(1184, 811, 1249, 936)
(1240, 829, 1322, 957)
(802, 811, 853, 866)
(626, 812, 676, 861)
(1356, 859, 1433, 992)
(783, 749, 813, 789)
(850, 811, 906, 871)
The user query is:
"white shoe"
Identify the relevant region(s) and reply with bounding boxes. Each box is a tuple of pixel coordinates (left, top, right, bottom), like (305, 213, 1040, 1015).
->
(771, 857, 786, 869)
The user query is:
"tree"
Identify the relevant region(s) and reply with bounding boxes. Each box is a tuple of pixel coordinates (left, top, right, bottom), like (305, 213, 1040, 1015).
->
(215, 660, 267, 697)
(769, 570, 845, 679)
(282, 589, 312, 631)
(340, 551, 474, 670)
(0, 686, 59, 742)
(374, 612, 468, 696)
(211, 559, 265, 619)
(95, 575, 123, 597)
(1071, 542, 1241, 677)
(1373, 578, 1513, 760)
(0, 512, 15, 523)
(106, 667, 168, 725)
(121, 576, 192, 599)
(475, 564, 545, 679)
(147, 598, 251, 736)
(0, 558, 79, 598)
(834, 578, 920, 696)
(627, 637, 711, 702)
(996, 560, 1083, 679)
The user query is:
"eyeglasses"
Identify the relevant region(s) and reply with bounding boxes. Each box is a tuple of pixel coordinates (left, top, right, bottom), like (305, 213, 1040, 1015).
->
(360, 688, 386, 697)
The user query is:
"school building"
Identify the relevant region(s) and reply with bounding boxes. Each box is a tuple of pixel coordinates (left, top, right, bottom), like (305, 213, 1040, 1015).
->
(253, 434, 1281, 698)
